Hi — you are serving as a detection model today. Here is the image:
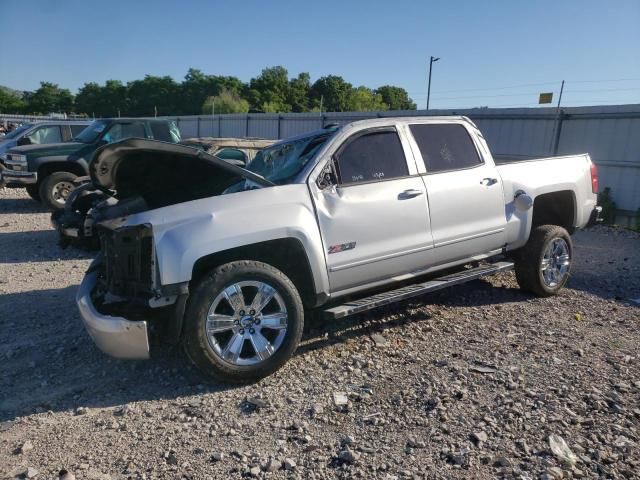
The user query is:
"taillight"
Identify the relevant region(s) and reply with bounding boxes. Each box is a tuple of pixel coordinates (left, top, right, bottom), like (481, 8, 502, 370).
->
(590, 163, 598, 194)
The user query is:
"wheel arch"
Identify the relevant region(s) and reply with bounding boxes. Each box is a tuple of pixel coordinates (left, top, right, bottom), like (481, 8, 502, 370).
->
(531, 190, 577, 233)
(191, 238, 321, 309)
(37, 160, 86, 179)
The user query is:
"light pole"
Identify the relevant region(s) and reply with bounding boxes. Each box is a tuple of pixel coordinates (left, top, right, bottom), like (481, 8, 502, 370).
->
(427, 56, 440, 110)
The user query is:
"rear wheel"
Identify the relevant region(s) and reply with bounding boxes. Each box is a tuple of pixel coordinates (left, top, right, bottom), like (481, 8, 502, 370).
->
(514, 225, 572, 297)
(183, 260, 304, 383)
(25, 184, 41, 202)
(39, 171, 77, 211)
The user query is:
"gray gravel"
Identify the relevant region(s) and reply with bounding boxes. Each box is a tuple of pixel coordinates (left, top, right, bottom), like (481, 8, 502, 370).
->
(1, 187, 639, 479)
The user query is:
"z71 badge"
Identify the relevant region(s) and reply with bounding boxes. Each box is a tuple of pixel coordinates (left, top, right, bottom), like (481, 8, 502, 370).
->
(328, 242, 356, 254)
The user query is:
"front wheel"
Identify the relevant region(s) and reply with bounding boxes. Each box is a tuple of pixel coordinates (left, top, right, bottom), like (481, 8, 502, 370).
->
(39, 171, 77, 211)
(183, 260, 304, 383)
(514, 225, 573, 297)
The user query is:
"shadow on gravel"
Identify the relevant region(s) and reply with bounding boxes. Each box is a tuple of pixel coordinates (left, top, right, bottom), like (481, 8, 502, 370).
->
(0, 277, 518, 422)
(300, 278, 527, 356)
(0, 285, 236, 422)
(0, 195, 48, 214)
(0, 230, 92, 263)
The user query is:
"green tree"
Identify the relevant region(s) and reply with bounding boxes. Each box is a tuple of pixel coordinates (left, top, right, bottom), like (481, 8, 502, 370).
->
(75, 80, 127, 117)
(26, 82, 74, 114)
(346, 86, 388, 112)
(127, 75, 180, 116)
(0, 88, 26, 113)
(202, 88, 249, 114)
(181, 68, 244, 115)
(375, 85, 416, 110)
(310, 75, 352, 112)
(287, 72, 311, 112)
(249, 66, 291, 112)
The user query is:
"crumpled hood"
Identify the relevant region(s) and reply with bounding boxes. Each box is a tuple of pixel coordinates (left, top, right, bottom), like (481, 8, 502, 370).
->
(90, 138, 274, 191)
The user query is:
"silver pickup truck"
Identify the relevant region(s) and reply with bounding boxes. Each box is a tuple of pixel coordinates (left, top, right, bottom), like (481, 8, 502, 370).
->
(76, 116, 600, 383)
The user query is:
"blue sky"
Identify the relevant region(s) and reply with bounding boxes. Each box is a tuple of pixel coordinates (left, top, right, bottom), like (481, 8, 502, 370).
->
(1, 0, 639, 109)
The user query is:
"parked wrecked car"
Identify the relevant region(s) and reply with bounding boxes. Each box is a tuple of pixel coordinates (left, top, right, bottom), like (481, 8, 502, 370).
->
(2, 118, 181, 210)
(0, 120, 90, 186)
(52, 137, 275, 249)
(75, 117, 600, 383)
(180, 137, 275, 166)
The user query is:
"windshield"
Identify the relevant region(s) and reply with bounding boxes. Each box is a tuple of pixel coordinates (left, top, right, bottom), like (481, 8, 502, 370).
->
(247, 132, 333, 184)
(3, 123, 33, 141)
(73, 120, 108, 143)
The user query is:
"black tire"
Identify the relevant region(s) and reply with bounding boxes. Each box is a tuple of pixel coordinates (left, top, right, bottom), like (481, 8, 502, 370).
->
(514, 225, 573, 297)
(25, 184, 41, 202)
(39, 171, 77, 211)
(183, 260, 304, 383)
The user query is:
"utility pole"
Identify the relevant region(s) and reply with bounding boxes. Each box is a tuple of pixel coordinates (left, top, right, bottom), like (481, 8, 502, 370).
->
(426, 56, 440, 110)
(154, 105, 157, 117)
(212, 99, 215, 117)
(319, 95, 324, 114)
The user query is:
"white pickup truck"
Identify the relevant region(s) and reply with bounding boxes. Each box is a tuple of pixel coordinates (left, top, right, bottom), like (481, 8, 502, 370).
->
(76, 116, 600, 383)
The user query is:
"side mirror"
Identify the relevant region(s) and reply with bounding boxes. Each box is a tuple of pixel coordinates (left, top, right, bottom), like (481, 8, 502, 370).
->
(17, 136, 31, 146)
(317, 161, 338, 189)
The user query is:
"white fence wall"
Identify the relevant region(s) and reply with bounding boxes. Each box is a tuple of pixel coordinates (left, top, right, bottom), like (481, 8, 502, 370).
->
(2, 105, 639, 214)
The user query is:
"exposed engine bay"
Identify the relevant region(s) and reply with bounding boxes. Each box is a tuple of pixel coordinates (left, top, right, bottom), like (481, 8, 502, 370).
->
(52, 138, 273, 249)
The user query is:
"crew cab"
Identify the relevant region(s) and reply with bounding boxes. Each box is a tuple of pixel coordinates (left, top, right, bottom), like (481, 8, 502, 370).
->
(76, 116, 600, 383)
(2, 118, 181, 210)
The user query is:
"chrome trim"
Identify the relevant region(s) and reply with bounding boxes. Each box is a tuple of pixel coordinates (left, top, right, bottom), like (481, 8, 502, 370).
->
(329, 244, 434, 272)
(434, 228, 505, 248)
(1, 170, 37, 184)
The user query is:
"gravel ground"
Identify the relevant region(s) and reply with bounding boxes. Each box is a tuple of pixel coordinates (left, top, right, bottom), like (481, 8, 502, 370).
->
(1, 187, 639, 480)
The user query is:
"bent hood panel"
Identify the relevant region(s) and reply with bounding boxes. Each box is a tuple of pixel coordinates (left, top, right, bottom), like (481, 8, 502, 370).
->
(90, 138, 274, 191)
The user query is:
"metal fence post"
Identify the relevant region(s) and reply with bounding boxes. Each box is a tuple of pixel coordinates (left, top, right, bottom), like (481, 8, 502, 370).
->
(552, 111, 566, 156)
(196, 117, 200, 137)
(277, 115, 281, 139)
(245, 115, 250, 137)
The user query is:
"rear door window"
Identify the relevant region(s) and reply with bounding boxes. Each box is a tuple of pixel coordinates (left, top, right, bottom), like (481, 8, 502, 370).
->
(409, 124, 482, 173)
(335, 129, 408, 185)
(149, 121, 181, 143)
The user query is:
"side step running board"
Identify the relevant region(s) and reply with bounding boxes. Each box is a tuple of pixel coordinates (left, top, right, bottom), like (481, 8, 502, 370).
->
(322, 261, 514, 320)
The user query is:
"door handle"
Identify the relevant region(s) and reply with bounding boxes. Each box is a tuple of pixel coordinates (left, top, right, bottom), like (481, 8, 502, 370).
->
(398, 189, 424, 199)
(480, 177, 498, 186)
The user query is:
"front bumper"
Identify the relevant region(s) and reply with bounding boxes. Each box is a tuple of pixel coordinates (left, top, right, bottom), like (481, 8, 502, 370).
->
(76, 270, 150, 359)
(1, 169, 37, 184)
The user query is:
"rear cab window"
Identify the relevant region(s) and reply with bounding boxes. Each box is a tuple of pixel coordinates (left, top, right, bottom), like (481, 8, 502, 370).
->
(334, 129, 409, 185)
(409, 123, 482, 174)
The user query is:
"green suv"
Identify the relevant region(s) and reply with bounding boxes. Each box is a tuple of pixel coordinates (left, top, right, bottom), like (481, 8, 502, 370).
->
(2, 118, 181, 210)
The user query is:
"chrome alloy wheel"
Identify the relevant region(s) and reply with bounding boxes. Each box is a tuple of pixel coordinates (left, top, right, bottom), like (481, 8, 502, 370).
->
(204, 281, 288, 366)
(52, 181, 74, 205)
(540, 238, 570, 287)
